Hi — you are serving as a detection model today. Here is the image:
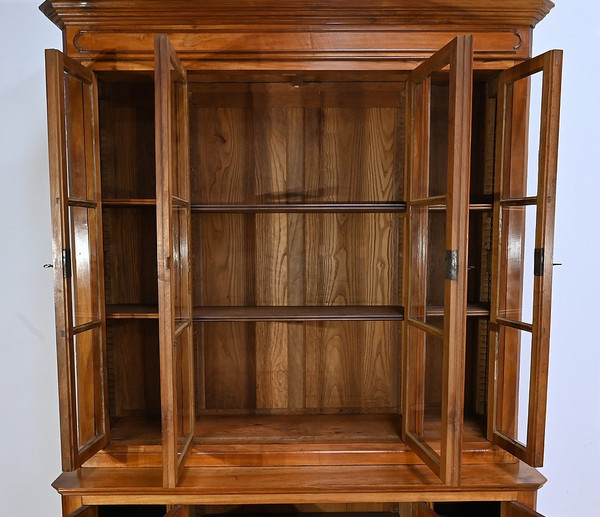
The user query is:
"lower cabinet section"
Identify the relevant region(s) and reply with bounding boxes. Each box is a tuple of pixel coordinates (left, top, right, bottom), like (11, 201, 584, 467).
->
(65, 503, 545, 517)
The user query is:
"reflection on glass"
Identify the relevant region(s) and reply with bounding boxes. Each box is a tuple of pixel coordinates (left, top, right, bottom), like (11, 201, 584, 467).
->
(504, 73, 542, 200)
(176, 325, 194, 452)
(406, 326, 443, 456)
(495, 326, 532, 447)
(499, 205, 536, 325)
(428, 82, 449, 198)
(172, 206, 189, 323)
(171, 81, 188, 200)
(64, 72, 95, 201)
(409, 207, 446, 331)
(69, 207, 100, 326)
(74, 328, 101, 447)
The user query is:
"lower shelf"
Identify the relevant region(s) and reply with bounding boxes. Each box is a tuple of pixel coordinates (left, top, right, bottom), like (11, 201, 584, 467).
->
(87, 414, 508, 469)
(53, 463, 546, 504)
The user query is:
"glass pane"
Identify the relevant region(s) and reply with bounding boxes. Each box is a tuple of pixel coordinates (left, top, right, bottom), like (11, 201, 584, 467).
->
(176, 325, 194, 453)
(406, 325, 443, 457)
(171, 79, 187, 200)
(504, 73, 543, 200)
(428, 81, 449, 197)
(494, 326, 532, 446)
(498, 204, 536, 325)
(172, 205, 190, 323)
(410, 79, 449, 200)
(409, 207, 446, 331)
(64, 72, 95, 201)
(74, 327, 102, 447)
(69, 206, 100, 326)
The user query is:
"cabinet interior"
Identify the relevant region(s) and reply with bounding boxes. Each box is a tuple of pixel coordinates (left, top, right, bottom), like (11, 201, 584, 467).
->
(99, 71, 493, 451)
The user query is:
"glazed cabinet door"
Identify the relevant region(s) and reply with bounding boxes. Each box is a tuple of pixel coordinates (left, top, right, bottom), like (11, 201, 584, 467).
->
(45, 50, 109, 470)
(403, 35, 473, 486)
(155, 34, 195, 487)
(489, 50, 562, 467)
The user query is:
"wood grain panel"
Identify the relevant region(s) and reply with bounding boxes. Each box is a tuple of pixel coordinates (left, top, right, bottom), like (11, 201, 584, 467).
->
(255, 213, 289, 306)
(254, 108, 303, 203)
(192, 107, 253, 204)
(305, 321, 396, 409)
(256, 323, 289, 409)
(305, 213, 399, 306)
(108, 320, 160, 418)
(203, 322, 256, 409)
(195, 213, 255, 306)
(102, 207, 157, 306)
(99, 82, 155, 200)
(305, 107, 398, 202)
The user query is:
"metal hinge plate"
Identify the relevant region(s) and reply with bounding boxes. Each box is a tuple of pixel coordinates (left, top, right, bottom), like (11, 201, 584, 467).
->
(62, 249, 72, 279)
(446, 250, 458, 280)
(534, 248, 544, 277)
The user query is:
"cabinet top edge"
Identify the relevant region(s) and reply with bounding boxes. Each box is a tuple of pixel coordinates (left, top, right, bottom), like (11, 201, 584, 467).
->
(39, 0, 555, 31)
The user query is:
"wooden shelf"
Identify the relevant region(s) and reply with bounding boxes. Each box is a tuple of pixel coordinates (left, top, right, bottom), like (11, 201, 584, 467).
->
(427, 203, 493, 212)
(88, 414, 505, 469)
(191, 203, 406, 213)
(106, 304, 487, 321)
(102, 199, 156, 207)
(106, 304, 159, 319)
(426, 303, 490, 317)
(193, 306, 405, 322)
(53, 462, 546, 503)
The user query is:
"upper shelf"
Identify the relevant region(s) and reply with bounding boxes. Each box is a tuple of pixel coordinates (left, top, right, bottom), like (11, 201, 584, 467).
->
(106, 304, 490, 320)
(103, 199, 156, 207)
(193, 306, 405, 322)
(191, 203, 406, 213)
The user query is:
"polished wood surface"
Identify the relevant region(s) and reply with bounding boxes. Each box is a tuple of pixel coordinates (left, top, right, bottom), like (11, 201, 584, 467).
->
(41, 0, 562, 512)
(40, 0, 553, 72)
(193, 306, 404, 322)
(52, 462, 545, 504)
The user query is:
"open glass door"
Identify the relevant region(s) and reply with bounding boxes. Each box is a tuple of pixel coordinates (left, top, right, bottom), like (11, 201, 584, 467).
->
(45, 50, 109, 470)
(403, 36, 473, 486)
(489, 50, 562, 467)
(155, 34, 195, 487)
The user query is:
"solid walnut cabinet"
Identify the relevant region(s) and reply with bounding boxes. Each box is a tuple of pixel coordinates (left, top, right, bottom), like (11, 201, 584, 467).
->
(41, 1, 562, 516)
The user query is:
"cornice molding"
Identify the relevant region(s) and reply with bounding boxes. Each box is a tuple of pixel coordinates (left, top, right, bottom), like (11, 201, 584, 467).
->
(40, 0, 555, 31)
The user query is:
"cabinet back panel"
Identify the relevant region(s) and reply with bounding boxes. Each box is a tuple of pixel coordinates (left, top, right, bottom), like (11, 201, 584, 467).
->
(190, 82, 404, 204)
(193, 213, 402, 307)
(107, 320, 160, 419)
(198, 321, 400, 412)
(99, 81, 155, 200)
(103, 207, 158, 305)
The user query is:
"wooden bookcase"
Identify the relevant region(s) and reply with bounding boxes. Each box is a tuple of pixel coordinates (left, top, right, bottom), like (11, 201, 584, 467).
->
(41, 1, 562, 516)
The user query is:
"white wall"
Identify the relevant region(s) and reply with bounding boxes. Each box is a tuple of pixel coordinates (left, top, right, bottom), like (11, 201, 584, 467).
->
(0, 1, 597, 515)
